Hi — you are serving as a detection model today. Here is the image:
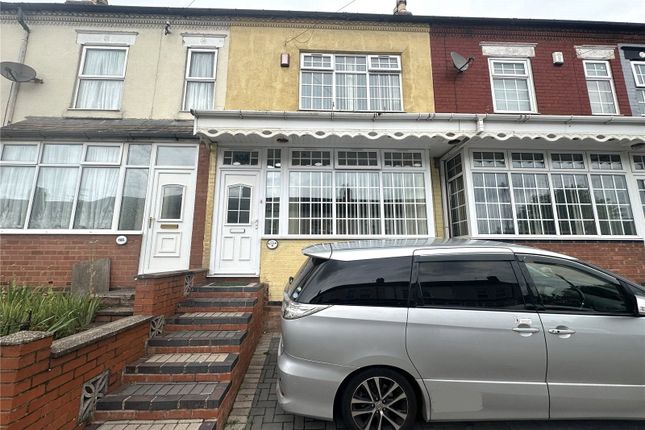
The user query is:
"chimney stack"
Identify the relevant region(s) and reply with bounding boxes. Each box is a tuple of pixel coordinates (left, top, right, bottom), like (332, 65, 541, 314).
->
(394, 0, 412, 15)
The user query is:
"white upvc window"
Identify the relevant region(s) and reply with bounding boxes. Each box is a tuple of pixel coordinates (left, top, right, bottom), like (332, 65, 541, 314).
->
(0, 142, 197, 233)
(631, 61, 645, 115)
(488, 58, 537, 113)
(183, 48, 218, 111)
(300, 53, 403, 112)
(74, 46, 128, 110)
(583, 60, 619, 115)
(634, 154, 645, 216)
(446, 149, 644, 239)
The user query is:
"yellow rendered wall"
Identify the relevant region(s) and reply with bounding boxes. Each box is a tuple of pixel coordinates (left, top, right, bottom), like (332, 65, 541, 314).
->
(225, 22, 434, 112)
(431, 159, 445, 239)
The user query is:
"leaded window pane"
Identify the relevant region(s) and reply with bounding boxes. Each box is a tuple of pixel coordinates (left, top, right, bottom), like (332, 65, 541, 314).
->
(369, 74, 402, 111)
(291, 150, 331, 167)
(472, 172, 514, 234)
(335, 172, 381, 235)
(591, 175, 636, 235)
(551, 153, 585, 169)
(226, 185, 250, 224)
(222, 150, 259, 166)
(265, 171, 281, 235)
(300, 71, 333, 110)
(337, 151, 378, 167)
(384, 152, 422, 168)
(382, 172, 428, 235)
(267, 149, 281, 168)
(590, 154, 623, 170)
(448, 175, 468, 236)
(473, 151, 505, 168)
(633, 155, 645, 171)
(638, 179, 645, 216)
(446, 154, 462, 178)
(551, 174, 597, 235)
(288, 171, 333, 235)
(512, 152, 545, 169)
(511, 173, 556, 235)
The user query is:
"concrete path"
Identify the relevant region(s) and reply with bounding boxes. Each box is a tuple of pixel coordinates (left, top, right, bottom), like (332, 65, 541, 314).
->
(224, 332, 643, 430)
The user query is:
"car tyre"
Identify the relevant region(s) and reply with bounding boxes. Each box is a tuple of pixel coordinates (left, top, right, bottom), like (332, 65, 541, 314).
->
(340, 368, 417, 430)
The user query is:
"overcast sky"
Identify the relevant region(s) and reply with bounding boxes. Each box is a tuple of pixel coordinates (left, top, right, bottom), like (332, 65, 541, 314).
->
(17, 0, 645, 23)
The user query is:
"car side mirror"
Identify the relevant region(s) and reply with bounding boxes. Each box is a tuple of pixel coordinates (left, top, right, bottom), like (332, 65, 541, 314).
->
(636, 296, 645, 317)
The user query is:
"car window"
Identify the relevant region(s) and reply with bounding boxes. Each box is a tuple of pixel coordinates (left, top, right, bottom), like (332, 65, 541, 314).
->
(295, 257, 411, 307)
(417, 261, 525, 310)
(525, 261, 630, 314)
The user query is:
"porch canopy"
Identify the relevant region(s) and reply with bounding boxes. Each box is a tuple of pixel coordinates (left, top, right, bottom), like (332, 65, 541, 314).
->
(192, 110, 645, 154)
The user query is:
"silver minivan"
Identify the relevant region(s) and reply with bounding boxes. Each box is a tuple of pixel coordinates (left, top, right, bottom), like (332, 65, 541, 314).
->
(277, 239, 645, 430)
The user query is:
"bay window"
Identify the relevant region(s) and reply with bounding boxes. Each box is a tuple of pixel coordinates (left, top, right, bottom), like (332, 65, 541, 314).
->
(635, 154, 645, 216)
(447, 149, 643, 238)
(74, 46, 127, 110)
(0, 143, 196, 232)
(300, 53, 403, 112)
(240, 148, 430, 237)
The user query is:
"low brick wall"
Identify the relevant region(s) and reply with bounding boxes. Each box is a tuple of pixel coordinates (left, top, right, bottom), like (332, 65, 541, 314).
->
(514, 240, 645, 284)
(133, 270, 207, 316)
(0, 235, 142, 288)
(0, 316, 151, 430)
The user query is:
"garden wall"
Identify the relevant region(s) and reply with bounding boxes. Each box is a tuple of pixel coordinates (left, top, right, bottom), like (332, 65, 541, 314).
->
(0, 316, 151, 430)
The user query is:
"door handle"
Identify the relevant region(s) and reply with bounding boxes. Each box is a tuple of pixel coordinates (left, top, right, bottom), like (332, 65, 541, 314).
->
(148, 217, 155, 229)
(512, 327, 540, 334)
(548, 328, 576, 336)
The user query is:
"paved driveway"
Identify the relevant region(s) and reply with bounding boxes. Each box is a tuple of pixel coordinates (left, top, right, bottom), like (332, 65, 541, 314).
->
(225, 333, 642, 430)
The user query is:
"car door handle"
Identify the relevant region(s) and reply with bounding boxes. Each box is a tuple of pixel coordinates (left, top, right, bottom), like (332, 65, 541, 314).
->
(512, 327, 540, 333)
(548, 328, 576, 335)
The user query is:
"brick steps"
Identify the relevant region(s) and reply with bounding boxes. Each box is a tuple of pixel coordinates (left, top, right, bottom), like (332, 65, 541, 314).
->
(95, 382, 230, 416)
(92, 282, 266, 430)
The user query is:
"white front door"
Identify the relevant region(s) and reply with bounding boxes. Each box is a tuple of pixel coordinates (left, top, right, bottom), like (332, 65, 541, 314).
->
(143, 170, 195, 274)
(212, 171, 261, 276)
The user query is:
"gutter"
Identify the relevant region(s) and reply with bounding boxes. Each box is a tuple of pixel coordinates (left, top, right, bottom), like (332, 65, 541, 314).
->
(2, 7, 30, 126)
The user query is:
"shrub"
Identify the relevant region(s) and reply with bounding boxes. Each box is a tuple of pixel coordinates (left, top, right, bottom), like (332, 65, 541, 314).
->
(0, 282, 102, 339)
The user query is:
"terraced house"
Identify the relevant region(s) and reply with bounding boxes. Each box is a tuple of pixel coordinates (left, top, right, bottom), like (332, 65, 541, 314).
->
(1, 1, 645, 301)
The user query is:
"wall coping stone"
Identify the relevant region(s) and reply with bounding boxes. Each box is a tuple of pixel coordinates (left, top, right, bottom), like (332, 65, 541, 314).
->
(0, 330, 52, 346)
(135, 268, 208, 280)
(50, 315, 152, 357)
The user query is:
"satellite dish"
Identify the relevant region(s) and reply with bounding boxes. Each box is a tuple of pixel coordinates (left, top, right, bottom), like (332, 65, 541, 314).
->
(450, 51, 474, 72)
(0, 62, 43, 83)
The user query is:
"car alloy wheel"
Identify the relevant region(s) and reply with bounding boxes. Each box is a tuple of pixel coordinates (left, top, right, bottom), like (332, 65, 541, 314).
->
(341, 369, 417, 430)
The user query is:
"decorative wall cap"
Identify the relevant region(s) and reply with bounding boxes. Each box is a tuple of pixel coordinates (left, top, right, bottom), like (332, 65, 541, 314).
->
(182, 33, 227, 48)
(575, 45, 616, 60)
(76, 30, 138, 45)
(480, 42, 537, 57)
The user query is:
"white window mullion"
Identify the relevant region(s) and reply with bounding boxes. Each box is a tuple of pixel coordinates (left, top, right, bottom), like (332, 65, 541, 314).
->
(545, 173, 562, 236)
(111, 162, 128, 230)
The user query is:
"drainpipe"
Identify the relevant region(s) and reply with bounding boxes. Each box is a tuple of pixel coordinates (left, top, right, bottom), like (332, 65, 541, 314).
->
(3, 8, 30, 126)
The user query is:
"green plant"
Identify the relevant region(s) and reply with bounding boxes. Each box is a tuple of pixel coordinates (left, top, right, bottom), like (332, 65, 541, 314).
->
(0, 282, 102, 339)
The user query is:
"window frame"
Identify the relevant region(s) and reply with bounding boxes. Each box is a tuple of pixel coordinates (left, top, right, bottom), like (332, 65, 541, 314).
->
(583, 60, 620, 116)
(517, 254, 637, 317)
(0, 142, 198, 234)
(298, 52, 404, 113)
(73, 45, 129, 111)
(488, 58, 538, 114)
(182, 47, 218, 112)
(630, 61, 645, 116)
(456, 148, 644, 240)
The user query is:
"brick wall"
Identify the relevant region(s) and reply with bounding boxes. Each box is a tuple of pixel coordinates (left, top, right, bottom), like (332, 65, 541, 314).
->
(0, 317, 150, 430)
(514, 240, 645, 284)
(430, 23, 645, 114)
(0, 235, 142, 289)
(190, 144, 210, 270)
(133, 271, 207, 316)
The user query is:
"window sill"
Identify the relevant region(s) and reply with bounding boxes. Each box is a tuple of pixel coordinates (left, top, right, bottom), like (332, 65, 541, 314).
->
(64, 109, 123, 119)
(261, 235, 433, 240)
(472, 235, 643, 242)
(174, 111, 195, 120)
(0, 230, 143, 235)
